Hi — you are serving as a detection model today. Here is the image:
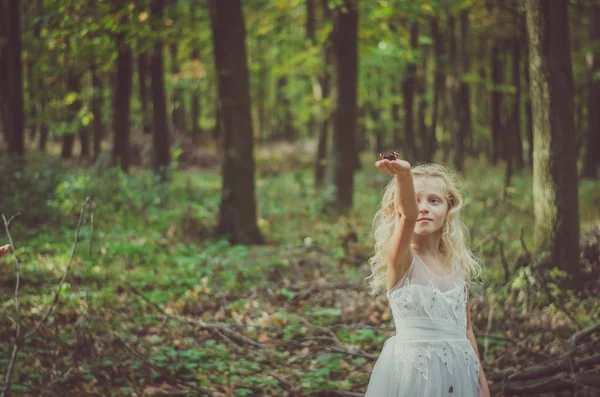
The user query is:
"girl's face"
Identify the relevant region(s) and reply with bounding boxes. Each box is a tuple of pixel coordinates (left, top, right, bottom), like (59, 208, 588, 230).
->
(413, 177, 450, 235)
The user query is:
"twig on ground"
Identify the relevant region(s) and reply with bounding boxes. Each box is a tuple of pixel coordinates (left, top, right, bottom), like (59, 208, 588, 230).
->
(25, 196, 91, 339)
(1, 213, 22, 397)
(113, 333, 213, 396)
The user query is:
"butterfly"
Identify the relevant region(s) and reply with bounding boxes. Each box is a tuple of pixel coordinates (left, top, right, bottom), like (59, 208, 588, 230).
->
(379, 151, 399, 161)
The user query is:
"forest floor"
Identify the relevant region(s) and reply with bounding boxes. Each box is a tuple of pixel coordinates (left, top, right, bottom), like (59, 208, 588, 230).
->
(0, 140, 599, 396)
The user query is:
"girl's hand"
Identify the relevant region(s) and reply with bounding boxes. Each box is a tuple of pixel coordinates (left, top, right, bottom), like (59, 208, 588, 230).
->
(375, 158, 411, 176)
(0, 244, 11, 257)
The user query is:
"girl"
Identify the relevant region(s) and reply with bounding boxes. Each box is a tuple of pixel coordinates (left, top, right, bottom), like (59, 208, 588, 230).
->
(364, 159, 491, 397)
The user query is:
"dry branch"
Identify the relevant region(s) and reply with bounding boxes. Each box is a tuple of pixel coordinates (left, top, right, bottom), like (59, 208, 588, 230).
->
(489, 325, 600, 395)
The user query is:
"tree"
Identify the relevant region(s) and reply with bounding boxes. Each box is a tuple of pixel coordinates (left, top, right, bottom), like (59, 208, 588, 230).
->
(150, 0, 170, 179)
(209, 0, 264, 244)
(525, 0, 582, 287)
(581, 4, 600, 179)
(0, 0, 25, 156)
(112, 11, 133, 172)
(329, 0, 358, 211)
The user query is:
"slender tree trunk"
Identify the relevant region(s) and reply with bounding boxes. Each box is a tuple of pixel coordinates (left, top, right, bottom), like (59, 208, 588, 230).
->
(459, 10, 472, 158)
(330, 0, 358, 211)
(491, 39, 503, 165)
(91, 66, 103, 159)
(447, 15, 463, 171)
(525, 0, 582, 288)
(524, 33, 534, 169)
(190, 0, 201, 143)
(0, 0, 25, 156)
(402, 22, 418, 162)
(150, 0, 170, 178)
(190, 47, 202, 142)
(62, 69, 79, 159)
(209, 0, 263, 244)
(256, 35, 268, 142)
(314, 0, 332, 188)
(112, 19, 133, 172)
(306, 0, 317, 139)
(427, 17, 444, 163)
(582, 5, 600, 179)
(169, 42, 186, 132)
(138, 51, 152, 134)
(512, 20, 524, 170)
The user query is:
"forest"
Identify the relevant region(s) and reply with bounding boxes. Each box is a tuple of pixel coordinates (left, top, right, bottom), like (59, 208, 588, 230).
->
(0, 0, 599, 396)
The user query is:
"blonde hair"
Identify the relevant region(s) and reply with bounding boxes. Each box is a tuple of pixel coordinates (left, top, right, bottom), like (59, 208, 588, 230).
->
(364, 163, 482, 296)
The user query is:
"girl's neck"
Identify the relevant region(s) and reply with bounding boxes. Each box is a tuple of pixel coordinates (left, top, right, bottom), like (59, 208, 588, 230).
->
(411, 233, 443, 260)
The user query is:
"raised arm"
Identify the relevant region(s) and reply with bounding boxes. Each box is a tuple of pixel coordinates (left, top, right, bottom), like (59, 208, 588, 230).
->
(375, 159, 419, 291)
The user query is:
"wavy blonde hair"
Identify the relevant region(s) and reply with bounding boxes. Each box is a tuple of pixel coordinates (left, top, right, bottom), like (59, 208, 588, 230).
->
(364, 163, 482, 296)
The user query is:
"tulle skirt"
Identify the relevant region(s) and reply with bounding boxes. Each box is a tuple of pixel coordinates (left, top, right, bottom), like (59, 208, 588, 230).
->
(365, 335, 481, 397)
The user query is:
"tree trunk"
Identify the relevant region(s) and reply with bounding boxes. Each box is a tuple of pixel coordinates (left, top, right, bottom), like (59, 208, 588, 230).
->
(524, 31, 534, 169)
(314, 0, 332, 188)
(169, 42, 186, 132)
(525, 0, 582, 288)
(112, 19, 133, 172)
(582, 5, 600, 179)
(138, 51, 152, 134)
(189, 0, 201, 142)
(491, 39, 503, 165)
(273, 16, 294, 141)
(150, 0, 170, 178)
(0, 0, 25, 156)
(427, 17, 444, 163)
(512, 19, 524, 170)
(402, 22, 418, 162)
(62, 69, 79, 159)
(209, 0, 264, 245)
(190, 47, 202, 142)
(459, 10, 472, 158)
(447, 15, 463, 171)
(330, 0, 358, 211)
(91, 65, 104, 159)
(306, 0, 317, 139)
(256, 35, 268, 142)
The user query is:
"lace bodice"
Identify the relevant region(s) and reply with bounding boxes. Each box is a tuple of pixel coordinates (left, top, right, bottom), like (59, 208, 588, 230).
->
(386, 253, 468, 329)
(385, 254, 480, 383)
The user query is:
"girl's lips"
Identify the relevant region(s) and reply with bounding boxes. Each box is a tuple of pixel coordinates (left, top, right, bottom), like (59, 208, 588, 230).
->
(418, 219, 432, 222)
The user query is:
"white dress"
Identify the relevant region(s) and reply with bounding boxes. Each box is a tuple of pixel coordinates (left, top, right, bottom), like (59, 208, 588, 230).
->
(365, 254, 481, 397)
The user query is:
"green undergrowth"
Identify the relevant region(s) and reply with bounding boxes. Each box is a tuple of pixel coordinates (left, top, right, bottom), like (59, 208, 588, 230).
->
(0, 153, 599, 396)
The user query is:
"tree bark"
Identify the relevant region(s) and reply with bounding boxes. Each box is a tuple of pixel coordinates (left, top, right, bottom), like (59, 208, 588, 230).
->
(491, 39, 504, 165)
(209, 0, 264, 244)
(458, 10, 472, 158)
(447, 15, 463, 171)
(524, 30, 534, 169)
(512, 18, 524, 170)
(138, 51, 152, 134)
(426, 17, 444, 163)
(402, 22, 418, 162)
(0, 0, 25, 156)
(314, 0, 332, 188)
(581, 5, 600, 179)
(169, 42, 186, 132)
(150, 0, 170, 178)
(112, 17, 133, 172)
(330, 0, 358, 211)
(525, 0, 582, 288)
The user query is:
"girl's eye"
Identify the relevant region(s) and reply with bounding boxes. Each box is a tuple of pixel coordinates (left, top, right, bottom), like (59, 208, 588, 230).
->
(430, 198, 441, 204)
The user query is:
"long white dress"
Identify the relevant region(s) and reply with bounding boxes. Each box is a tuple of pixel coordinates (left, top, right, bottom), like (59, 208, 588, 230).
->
(365, 254, 481, 397)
